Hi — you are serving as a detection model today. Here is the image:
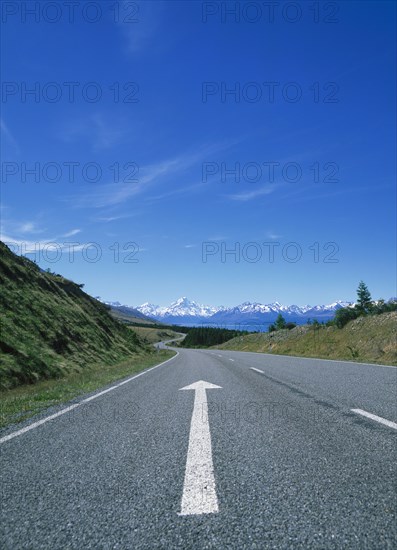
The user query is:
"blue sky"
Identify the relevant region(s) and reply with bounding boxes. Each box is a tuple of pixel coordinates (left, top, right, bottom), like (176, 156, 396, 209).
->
(1, 0, 396, 307)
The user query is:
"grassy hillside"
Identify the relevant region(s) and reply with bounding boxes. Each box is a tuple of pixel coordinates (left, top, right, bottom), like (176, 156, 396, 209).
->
(217, 311, 397, 365)
(128, 326, 182, 344)
(109, 305, 156, 325)
(0, 242, 151, 389)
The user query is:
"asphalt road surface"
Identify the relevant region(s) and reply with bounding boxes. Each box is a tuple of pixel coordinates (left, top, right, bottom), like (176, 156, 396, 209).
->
(1, 348, 396, 549)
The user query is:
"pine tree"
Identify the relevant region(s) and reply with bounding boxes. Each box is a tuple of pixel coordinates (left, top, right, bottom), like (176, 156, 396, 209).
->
(275, 313, 286, 330)
(356, 281, 372, 313)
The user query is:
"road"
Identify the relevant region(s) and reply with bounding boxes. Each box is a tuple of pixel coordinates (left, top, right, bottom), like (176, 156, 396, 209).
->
(1, 347, 396, 549)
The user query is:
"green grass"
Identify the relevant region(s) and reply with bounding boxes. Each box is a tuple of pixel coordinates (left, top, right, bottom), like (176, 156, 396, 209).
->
(0, 349, 175, 429)
(217, 312, 397, 365)
(0, 241, 150, 389)
(0, 241, 178, 427)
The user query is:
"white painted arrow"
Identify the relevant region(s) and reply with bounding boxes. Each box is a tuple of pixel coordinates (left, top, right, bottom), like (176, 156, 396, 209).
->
(178, 380, 222, 516)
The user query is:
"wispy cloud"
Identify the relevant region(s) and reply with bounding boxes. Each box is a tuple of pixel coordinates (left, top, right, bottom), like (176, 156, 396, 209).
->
(0, 233, 86, 254)
(118, 0, 165, 54)
(68, 145, 228, 209)
(1, 119, 20, 155)
(59, 113, 126, 152)
(1, 224, 85, 254)
(264, 231, 282, 241)
(227, 185, 277, 202)
(1, 219, 46, 236)
(18, 222, 44, 234)
(62, 229, 81, 237)
(94, 214, 134, 223)
(69, 158, 179, 208)
(146, 180, 208, 202)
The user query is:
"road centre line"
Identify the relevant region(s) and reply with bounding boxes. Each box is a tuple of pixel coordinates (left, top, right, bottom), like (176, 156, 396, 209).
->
(247, 369, 397, 430)
(237, 351, 397, 369)
(247, 368, 396, 430)
(351, 409, 397, 430)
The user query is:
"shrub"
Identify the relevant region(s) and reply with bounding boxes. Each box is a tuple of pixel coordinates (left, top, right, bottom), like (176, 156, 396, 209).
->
(334, 306, 359, 328)
(275, 313, 286, 330)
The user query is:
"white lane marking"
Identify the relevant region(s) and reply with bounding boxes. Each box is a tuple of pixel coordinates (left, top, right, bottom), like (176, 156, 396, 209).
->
(229, 358, 234, 362)
(0, 404, 80, 444)
(250, 367, 264, 374)
(0, 352, 179, 445)
(217, 354, 223, 358)
(179, 380, 222, 516)
(351, 409, 397, 430)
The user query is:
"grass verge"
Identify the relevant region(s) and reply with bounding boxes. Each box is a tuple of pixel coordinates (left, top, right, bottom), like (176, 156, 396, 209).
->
(217, 312, 397, 365)
(0, 350, 175, 430)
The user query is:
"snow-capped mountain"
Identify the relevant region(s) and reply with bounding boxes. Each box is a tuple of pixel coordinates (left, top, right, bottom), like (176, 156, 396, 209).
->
(132, 297, 353, 327)
(136, 297, 225, 322)
(97, 299, 153, 322)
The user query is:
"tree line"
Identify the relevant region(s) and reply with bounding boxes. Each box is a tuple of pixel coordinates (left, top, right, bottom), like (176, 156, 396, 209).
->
(179, 326, 249, 348)
(333, 281, 397, 328)
(266, 281, 396, 333)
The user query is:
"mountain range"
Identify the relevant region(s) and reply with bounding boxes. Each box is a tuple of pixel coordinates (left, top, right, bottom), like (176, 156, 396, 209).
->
(101, 297, 353, 330)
